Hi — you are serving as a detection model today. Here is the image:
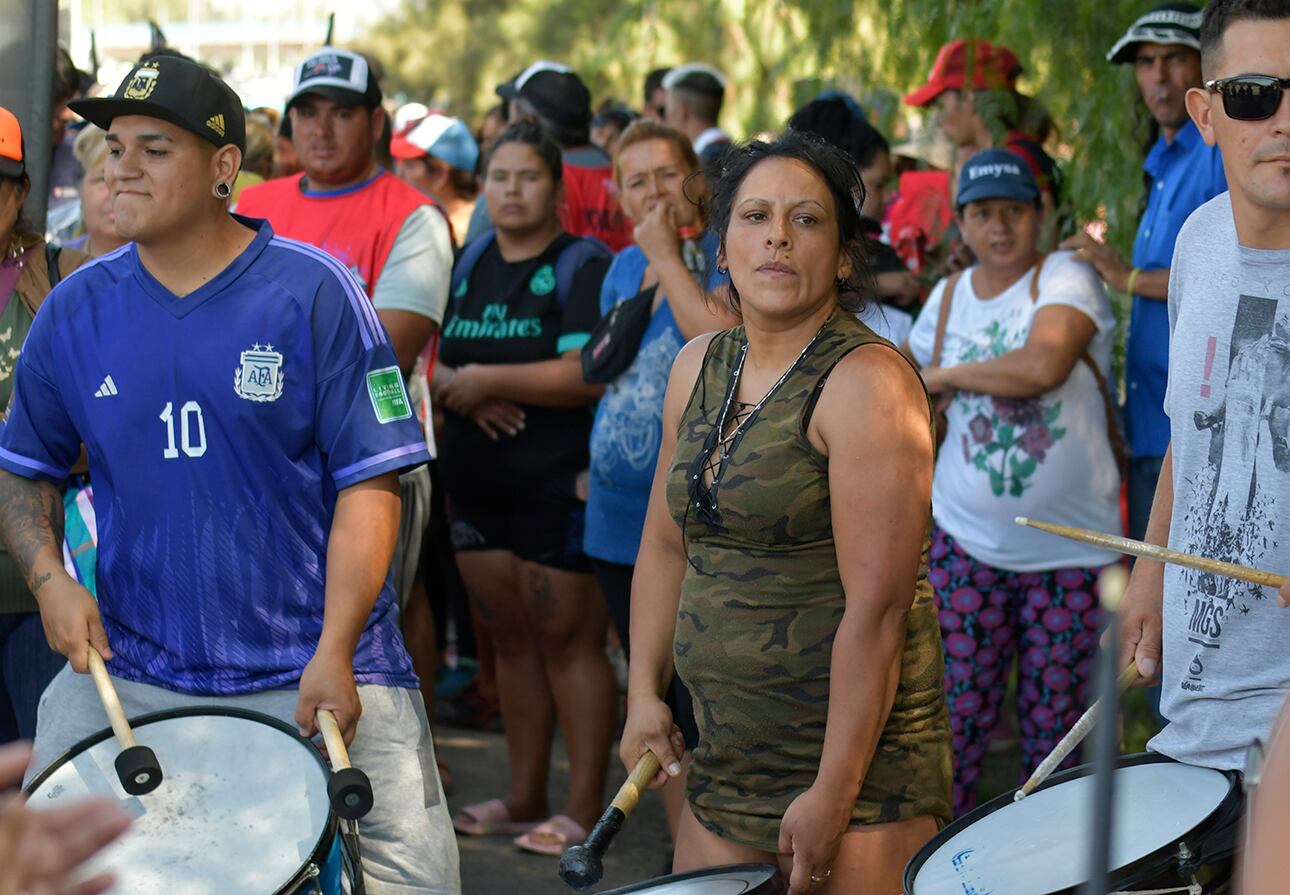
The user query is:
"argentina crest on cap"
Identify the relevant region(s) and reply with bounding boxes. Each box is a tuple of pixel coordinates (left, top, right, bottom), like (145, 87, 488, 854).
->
(123, 62, 160, 101)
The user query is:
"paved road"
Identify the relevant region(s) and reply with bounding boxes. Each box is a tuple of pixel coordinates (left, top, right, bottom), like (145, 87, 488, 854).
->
(436, 729, 673, 895)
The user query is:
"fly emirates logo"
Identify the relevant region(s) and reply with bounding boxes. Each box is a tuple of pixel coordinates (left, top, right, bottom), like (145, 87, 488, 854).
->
(443, 303, 543, 340)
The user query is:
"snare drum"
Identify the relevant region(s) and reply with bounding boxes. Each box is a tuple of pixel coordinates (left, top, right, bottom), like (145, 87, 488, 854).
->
(25, 707, 349, 895)
(599, 863, 786, 894)
(601, 871, 784, 895)
(904, 753, 1243, 895)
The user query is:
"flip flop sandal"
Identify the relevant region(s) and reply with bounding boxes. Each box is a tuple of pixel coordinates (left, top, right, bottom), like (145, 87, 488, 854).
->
(513, 814, 588, 856)
(452, 798, 540, 837)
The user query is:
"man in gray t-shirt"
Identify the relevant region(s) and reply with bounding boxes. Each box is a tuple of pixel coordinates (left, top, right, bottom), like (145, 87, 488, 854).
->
(1121, 0, 1290, 772)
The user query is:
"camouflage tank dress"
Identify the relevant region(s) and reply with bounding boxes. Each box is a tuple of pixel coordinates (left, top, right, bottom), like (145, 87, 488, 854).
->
(666, 311, 952, 851)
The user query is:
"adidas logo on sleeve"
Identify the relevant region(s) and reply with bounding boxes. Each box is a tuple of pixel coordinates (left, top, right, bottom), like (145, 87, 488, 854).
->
(93, 375, 118, 398)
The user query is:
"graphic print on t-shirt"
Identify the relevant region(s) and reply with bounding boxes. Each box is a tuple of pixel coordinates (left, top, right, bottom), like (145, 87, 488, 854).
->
(1177, 293, 1287, 692)
(954, 318, 1066, 498)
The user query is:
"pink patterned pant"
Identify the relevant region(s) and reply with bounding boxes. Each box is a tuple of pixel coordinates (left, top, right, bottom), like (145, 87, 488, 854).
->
(929, 524, 1105, 816)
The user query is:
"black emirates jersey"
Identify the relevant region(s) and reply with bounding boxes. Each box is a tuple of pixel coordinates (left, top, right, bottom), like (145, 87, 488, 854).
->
(438, 233, 609, 496)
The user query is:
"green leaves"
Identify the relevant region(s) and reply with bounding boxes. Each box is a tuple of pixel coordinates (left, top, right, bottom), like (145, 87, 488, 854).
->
(363, 0, 1156, 310)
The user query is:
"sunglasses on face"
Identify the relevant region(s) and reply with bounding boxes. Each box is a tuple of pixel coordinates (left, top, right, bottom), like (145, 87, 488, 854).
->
(1206, 75, 1290, 121)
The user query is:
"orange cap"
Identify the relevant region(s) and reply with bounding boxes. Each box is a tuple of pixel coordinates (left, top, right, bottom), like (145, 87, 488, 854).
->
(0, 106, 24, 178)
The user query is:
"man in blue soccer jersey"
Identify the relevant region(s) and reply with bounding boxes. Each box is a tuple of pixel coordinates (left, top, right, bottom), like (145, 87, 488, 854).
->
(0, 57, 459, 893)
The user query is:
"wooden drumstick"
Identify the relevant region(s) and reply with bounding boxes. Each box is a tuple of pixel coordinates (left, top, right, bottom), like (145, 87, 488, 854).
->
(316, 708, 373, 819)
(86, 646, 163, 795)
(558, 751, 662, 890)
(1015, 516, 1286, 589)
(1014, 660, 1139, 801)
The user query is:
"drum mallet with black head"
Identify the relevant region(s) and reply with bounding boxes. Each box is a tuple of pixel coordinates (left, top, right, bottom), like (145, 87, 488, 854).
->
(316, 708, 374, 820)
(559, 751, 662, 890)
(86, 645, 163, 795)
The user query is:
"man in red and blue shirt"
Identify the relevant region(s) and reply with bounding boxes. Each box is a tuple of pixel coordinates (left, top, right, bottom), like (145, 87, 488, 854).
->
(237, 48, 453, 376)
(464, 61, 634, 251)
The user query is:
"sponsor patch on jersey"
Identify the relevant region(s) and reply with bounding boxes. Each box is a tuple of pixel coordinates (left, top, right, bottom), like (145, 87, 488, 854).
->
(529, 264, 556, 296)
(234, 343, 284, 402)
(366, 366, 412, 423)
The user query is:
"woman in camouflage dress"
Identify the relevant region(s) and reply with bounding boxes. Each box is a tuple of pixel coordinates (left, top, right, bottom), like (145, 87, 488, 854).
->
(620, 131, 952, 895)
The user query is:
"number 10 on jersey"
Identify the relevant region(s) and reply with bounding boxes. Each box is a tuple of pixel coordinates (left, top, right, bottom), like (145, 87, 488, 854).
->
(160, 401, 208, 459)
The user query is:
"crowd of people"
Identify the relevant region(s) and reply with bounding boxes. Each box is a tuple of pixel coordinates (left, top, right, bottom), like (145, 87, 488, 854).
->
(2, 0, 1290, 893)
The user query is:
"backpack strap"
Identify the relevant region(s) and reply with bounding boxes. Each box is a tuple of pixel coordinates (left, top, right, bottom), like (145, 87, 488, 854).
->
(449, 229, 496, 299)
(931, 270, 963, 366)
(553, 236, 611, 307)
(45, 244, 64, 289)
(1029, 253, 1127, 470)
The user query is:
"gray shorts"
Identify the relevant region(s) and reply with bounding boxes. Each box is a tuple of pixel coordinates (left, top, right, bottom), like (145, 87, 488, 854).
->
(393, 465, 432, 612)
(28, 667, 461, 895)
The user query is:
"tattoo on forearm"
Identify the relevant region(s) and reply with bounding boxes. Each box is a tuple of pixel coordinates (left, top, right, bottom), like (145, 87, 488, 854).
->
(32, 571, 51, 593)
(0, 471, 64, 587)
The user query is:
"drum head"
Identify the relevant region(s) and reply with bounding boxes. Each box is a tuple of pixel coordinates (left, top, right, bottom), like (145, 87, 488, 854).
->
(600, 863, 785, 894)
(25, 707, 335, 895)
(905, 754, 1238, 895)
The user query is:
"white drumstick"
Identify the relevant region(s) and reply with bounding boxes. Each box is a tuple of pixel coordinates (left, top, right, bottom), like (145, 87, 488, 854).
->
(1014, 660, 1139, 801)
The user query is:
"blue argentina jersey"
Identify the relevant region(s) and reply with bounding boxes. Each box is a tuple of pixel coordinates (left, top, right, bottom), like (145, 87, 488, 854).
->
(0, 219, 428, 695)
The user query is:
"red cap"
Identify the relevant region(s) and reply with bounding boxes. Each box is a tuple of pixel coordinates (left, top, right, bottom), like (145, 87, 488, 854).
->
(390, 119, 429, 160)
(903, 39, 1022, 107)
(0, 106, 24, 179)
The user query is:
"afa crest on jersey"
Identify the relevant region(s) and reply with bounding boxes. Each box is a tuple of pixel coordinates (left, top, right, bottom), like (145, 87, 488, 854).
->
(234, 343, 284, 402)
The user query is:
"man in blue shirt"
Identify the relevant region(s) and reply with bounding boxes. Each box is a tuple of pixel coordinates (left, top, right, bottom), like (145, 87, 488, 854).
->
(0, 57, 458, 893)
(1062, 2, 1226, 540)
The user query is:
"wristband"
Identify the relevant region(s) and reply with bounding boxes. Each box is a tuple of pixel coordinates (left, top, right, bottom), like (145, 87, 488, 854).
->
(1125, 267, 1141, 296)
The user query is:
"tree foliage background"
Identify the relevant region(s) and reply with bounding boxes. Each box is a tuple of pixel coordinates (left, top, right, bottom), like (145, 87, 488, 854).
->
(359, 0, 1166, 255)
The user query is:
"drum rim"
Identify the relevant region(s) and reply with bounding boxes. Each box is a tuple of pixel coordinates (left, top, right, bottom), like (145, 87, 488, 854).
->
(902, 751, 1241, 895)
(597, 862, 785, 894)
(24, 705, 341, 895)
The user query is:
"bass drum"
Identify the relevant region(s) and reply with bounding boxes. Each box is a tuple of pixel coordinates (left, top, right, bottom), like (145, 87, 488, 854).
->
(904, 753, 1242, 895)
(600, 863, 786, 894)
(25, 707, 349, 895)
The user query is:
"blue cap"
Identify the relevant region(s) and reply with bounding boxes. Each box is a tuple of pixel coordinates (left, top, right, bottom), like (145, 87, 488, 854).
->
(956, 148, 1039, 208)
(390, 114, 480, 174)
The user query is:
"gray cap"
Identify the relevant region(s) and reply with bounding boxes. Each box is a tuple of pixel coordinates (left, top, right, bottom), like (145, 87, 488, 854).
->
(1107, 3, 1203, 65)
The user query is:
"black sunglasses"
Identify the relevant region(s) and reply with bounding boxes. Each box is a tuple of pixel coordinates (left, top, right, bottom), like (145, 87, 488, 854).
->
(1206, 75, 1290, 121)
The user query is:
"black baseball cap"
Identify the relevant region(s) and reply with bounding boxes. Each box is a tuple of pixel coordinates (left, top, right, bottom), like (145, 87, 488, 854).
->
(288, 48, 382, 110)
(497, 61, 592, 131)
(956, 148, 1039, 208)
(1107, 3, 1203, 65)
(70, 56, 246, 154)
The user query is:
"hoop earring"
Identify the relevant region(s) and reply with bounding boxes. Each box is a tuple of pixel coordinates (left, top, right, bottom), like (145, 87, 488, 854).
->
(213, 181, 232, 200)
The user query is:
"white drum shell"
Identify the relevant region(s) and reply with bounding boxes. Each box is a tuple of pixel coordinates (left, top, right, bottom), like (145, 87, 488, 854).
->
(910, 761, 1232, 895)
(27, 710, 333, 895)
(603, 865, 781, 894)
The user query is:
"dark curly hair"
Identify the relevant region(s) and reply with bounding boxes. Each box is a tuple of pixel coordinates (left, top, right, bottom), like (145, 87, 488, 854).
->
(703, 129, 873, 314)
